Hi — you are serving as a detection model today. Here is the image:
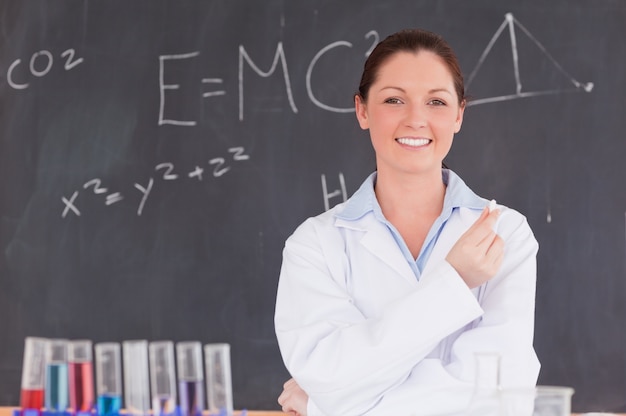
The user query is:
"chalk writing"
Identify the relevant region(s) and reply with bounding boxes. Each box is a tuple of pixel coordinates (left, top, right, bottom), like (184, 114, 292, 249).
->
(29, 16, 596, 219)
(156, 163, 178, 180)
(239, 42, 299, 120)
(158, 31, 381, 125)
(306, 41, 353, 113)
(61, 191, 80, 217)
(134, 178, 153, 217)
(61, 146, 250, 218)
(321, 172, 347, 211)
(305, 29, 379, 113)
(466, 13, 593, 106)
(156, 15, 595, 126)
(158, 51, 202, 126)
(7, 48, 83, 90)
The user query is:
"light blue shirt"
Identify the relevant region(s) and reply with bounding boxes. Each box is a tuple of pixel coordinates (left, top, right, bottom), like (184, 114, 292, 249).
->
(336, 169, 486, 280)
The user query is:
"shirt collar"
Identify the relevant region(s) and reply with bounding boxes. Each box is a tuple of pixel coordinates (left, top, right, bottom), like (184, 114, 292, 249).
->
(336, 169, 486, 221)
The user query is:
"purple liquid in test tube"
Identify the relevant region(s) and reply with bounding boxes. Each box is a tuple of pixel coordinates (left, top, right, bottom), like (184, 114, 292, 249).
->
(176, 341, 204, 416)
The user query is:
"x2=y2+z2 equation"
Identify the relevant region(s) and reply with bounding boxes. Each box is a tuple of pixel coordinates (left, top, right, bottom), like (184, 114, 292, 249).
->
(60, 146, 250, 218)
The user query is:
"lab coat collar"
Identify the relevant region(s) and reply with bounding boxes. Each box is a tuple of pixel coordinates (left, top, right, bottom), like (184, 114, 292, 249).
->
(336, 169, 486, 222)
(344, 212, 417, 283)
(332, 169, 488, 284)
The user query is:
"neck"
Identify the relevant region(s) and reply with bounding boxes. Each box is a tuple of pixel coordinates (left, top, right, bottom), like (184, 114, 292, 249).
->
(374, 168, 446, 217)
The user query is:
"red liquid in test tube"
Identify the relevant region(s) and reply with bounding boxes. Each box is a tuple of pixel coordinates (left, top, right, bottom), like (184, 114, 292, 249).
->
(20, 389, 44, 410)
(68, 340, 95, 413)
(20, 337, 48, 411)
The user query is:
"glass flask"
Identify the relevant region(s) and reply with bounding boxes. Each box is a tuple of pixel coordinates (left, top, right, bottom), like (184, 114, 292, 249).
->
(466, 352, 502, 416)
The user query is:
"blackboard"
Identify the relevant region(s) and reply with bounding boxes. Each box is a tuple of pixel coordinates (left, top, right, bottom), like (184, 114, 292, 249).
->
(1, 0, 625, 412)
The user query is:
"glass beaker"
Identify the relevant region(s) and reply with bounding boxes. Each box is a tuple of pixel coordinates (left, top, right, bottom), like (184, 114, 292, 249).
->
(500, 387, 535, 416)
(533, 385, 574, 416)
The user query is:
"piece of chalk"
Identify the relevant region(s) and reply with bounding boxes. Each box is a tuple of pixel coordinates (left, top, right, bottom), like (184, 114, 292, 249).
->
(488, 199, 497, 212)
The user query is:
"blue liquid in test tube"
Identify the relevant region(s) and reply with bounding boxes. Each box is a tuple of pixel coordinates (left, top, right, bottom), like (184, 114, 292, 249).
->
(45, 339, 69, 412)
(95, 343, 122, 416)
(97, 394, 122, 416)
(45, 362, 69, 411)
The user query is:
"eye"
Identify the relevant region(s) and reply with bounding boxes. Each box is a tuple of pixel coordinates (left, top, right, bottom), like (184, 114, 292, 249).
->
(384, 97, 403, 104)
(428, 99, 446, 106)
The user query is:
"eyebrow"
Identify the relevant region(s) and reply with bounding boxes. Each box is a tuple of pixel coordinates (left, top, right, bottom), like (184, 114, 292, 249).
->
(378, 86, 454, 95)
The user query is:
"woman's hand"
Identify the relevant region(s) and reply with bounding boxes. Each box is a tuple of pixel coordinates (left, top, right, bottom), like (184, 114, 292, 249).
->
(445, 207, 504, 289)
(278, 378, 309, 415)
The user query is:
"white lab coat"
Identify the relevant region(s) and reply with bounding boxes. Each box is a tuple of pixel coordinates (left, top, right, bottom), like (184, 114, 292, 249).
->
(275, 186, 540, 416)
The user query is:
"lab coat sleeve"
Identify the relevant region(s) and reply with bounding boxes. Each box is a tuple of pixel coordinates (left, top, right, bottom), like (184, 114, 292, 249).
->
(362, 212, 540, 415)
(442, 210, 541, 388)
(310, 362, 474, 416)
(275, 215, 485, 415)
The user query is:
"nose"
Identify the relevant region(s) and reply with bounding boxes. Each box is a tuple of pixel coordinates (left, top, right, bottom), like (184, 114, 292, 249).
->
(404, 103, 427, 128)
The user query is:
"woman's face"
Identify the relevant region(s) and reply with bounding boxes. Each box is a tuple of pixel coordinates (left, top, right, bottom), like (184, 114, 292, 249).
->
(355, 50, 464, 177)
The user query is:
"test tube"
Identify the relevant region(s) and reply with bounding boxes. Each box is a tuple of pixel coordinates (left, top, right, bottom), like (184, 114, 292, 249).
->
(176, 341, 204, 416)
(68, 340, 95, 413)
(95, 343, 122, 416)
(149, 341, 177, 416)
(45, 339, 69, 412)
(204, 344, 233, 416)
(20, 337, 48, 410)
(123, 340, 151, 416)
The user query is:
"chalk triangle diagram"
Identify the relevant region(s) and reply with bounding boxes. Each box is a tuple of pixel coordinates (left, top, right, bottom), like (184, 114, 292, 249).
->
(465, 13, 593, 107)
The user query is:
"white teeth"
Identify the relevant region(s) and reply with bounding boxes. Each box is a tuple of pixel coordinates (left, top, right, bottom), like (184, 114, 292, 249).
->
(396, 137, 430, 147)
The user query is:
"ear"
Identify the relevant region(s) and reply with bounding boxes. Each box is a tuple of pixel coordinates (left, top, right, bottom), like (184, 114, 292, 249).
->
(453, 101, 466, 133)
(354, 95, 369, 130)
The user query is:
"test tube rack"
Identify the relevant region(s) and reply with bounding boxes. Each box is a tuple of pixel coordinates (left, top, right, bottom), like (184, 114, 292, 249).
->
(13, 409, 245, 416)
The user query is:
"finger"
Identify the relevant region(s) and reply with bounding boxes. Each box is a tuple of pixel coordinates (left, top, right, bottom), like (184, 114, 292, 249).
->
(486, 249, 504, 275)
(480, 207, 500, 228)
(485, 235, 505, 266)
(464, 221, 497, 248)
(489, 234, 504, 252)
(283, 378, 296, 388)
(278, 386, 291, 406)
(476, 228, 499, 249)
(469, 210, 501, 245)
(280, 401, 296, 414)
(477, 206, 490, 222)
(462, 207, 495, 235)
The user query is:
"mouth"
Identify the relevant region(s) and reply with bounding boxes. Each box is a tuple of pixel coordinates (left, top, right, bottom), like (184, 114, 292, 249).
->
(396, 137, 431, 147)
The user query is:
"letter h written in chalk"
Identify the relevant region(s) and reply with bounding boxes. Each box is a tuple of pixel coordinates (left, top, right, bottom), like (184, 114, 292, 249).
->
(321, 173, 347, 211)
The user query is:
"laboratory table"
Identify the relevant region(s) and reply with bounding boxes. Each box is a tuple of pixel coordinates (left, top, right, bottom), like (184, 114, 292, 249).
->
(0, 410, 282, 416)
(1, 407, 624, 415)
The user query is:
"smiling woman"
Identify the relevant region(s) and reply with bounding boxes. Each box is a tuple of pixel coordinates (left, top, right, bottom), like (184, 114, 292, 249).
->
(274, 28, 540, 416)
(355, 50, 464, 226)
